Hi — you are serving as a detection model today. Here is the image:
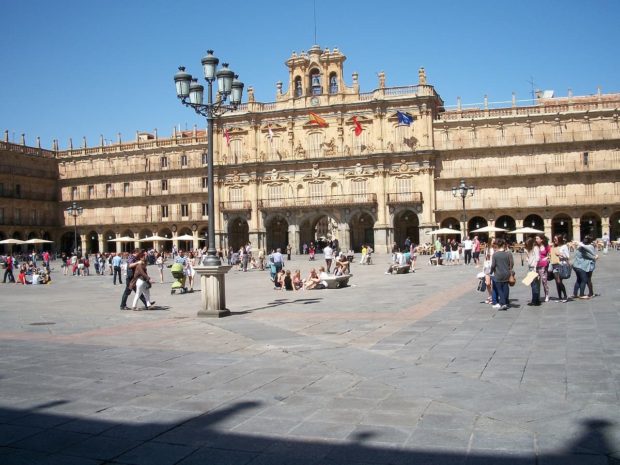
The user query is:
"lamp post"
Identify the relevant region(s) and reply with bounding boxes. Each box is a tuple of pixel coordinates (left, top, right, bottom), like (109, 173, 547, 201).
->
(66, 201, 83, 254)
(452, 179, 475, 239)
(174, 50, 244, 317)
(174, 51, 243, 266)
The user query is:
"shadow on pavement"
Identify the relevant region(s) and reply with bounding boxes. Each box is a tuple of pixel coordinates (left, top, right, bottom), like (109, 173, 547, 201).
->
(0, 401, 617, 464)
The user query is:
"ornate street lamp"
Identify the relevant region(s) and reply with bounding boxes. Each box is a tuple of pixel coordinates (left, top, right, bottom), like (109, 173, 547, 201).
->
(452, 179, 475, 238)
(174, 51, 244, 267)
(66, 201, 83, 254)
(174, 51, 244, 317)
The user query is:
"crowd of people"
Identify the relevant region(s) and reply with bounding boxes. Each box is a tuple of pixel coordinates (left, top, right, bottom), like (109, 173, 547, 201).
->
(0, 232, 605, 310)
(478, 234, 598, 310)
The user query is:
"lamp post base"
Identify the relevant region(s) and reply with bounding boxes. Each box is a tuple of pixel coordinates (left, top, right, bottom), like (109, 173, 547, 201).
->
(193, 265, 232, 318)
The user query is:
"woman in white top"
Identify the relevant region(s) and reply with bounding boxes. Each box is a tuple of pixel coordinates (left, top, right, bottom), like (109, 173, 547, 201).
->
(525, 237, 541, 306)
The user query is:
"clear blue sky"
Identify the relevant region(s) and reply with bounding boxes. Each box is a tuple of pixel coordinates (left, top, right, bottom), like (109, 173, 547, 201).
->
(1, 0, 618, 149)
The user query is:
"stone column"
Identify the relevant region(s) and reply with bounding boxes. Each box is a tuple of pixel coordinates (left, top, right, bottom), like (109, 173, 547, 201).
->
(98, 236, 104, 255)
(194, 265, 232, 317)
(79, 234, 87, 256)
(339, 222, 350, 252)
(288, 223, 300, 256)
(572, 218, 581, 242)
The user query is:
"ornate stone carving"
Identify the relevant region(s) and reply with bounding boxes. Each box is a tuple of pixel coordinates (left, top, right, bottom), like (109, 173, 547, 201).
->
(294, 142, 306, 158)
(322, 138, 336, 155)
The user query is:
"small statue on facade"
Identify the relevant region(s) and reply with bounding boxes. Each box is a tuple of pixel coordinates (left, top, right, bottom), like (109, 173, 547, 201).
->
(322, 137, 336, 155)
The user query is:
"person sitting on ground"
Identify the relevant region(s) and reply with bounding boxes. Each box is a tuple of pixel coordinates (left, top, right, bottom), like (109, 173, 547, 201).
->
(303, 268, 321, 290)
(293, 269, 303, 290)
(17, 263, 28, 285)
(274, 268, 285, 290)
(281, 269, 295, 291)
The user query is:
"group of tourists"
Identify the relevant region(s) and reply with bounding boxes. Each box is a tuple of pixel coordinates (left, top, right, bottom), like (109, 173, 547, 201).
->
(479, 234, 598, 310)
(1, 250, 52, 285)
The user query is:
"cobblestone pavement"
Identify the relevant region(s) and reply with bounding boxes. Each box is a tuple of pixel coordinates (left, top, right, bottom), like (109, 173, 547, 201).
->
(0, 252, 619, 464)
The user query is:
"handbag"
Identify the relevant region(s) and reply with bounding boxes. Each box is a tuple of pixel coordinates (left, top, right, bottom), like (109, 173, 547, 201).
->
(477, 278, 487, 292)
(508, 271, 516, 287)
(559, 262, 572, 280)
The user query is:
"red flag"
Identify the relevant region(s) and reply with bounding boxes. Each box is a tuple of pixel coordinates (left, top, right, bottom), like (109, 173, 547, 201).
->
(224, 128, 230, 147)
(353, 116, 363, 136)
(308, 112, 328, 128)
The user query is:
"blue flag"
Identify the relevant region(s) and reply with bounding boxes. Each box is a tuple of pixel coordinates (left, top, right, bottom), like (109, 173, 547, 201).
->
(396, 111, 413, 126)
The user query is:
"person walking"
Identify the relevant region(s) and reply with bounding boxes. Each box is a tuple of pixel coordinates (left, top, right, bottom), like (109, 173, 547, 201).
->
(463, 236, 473, 265)
(572, 235, 598, 299)
(535, 235, 551, 302)
(130, 252, 154, 310)
(323, 242, 334, 273)
(271, 247, 285, 274)
(490, 238, 514, 311)
(525, 237, 541, 306)
(156, 252, 165, 283)
(286, 244, 292, 261)
(3, 254, 15, 283)
(111, 252, 123, 285)
(550, 235, 570, 302)
(120, 249, 149, 310)
(473, 235, 481, 267)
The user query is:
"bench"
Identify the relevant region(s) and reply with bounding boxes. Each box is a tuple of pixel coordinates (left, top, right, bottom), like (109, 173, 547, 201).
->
(322, 274, 352, 289)
(429, 257, 443, 266)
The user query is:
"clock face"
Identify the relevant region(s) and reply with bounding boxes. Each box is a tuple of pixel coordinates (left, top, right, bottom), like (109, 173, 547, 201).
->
(310, 97, 319, 106)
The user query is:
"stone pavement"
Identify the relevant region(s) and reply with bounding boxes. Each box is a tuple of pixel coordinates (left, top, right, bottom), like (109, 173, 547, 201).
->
(0, 252, 618, 464)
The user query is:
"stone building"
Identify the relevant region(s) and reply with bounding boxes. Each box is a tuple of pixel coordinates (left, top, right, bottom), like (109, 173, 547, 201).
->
(1, 45, 619, 255)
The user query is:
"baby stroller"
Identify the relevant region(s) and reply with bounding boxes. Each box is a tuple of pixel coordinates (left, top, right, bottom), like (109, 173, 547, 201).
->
(170, 262, 187, 294)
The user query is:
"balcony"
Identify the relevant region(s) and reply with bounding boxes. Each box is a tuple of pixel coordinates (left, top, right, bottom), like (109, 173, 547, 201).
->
(259, 193, 377, 210)
(386, 192, 423, 205)
(437, 159, 620, 180)
(220, 200, 252, 211)
(434, 128, 620, 151)
(435, 193, 619, 212)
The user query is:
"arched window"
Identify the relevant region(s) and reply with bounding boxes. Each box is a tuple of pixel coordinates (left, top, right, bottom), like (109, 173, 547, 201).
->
(294, 76, 302, 97)
(309, 68, 322, 95)
(329, 72, 338, 94)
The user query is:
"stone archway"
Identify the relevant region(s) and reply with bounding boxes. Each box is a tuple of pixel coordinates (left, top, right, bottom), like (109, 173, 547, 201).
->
(524, 214, 545, 234)
(580, 212, 601, 240)
(87, 230, 99, 254)
(104, 230, 116, 253)
(350, 211, 375, 252)
(299, 213, 339, 252)
(393, 210, 419, 250)
(60, 232, 74, 254)
(266, 215, 289, 253)
(610, 211, 620, 242)
(228, 217, 249, 251)
(551, 214, 572, 241)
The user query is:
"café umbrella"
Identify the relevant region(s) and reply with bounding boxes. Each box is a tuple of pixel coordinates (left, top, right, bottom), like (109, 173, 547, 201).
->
(470, 225, 508, 233)
(509, 227, 545, 234)
(427, 228, 462, 235)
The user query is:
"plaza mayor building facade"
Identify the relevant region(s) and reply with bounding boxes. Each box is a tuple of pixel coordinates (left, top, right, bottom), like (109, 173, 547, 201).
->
(1, 45, 620, 255)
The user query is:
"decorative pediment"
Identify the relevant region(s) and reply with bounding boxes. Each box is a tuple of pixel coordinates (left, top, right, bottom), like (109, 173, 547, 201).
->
(344, 163, 374, 178)
(345, 115, 372, 125)
(263, 168, 289, 183)
(261, 123, 286, 134)
(224, 170, 250, 186)
(228, 126, 248, 135)
(302, 163, 331, 181)
(387, 112, 416, 123)
(391, 159, 419, 175)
